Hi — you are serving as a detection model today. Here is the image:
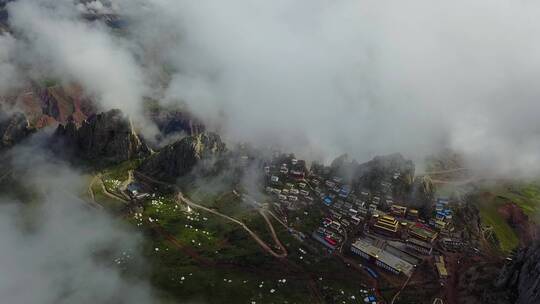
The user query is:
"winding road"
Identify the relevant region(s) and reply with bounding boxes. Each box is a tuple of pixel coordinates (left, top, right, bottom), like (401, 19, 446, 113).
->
(176, 192, 288, 258)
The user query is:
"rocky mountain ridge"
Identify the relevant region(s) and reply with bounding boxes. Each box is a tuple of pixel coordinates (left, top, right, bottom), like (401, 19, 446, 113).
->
(0, 110, 33, 150)
(138, 132, 226, 182)
(495, 241, 540, 304)
(53, 109, 150, 166)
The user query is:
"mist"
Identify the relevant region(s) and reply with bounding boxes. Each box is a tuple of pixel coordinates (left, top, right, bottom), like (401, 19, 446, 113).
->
(6, 0, 148, 120)
(120, 0, 540, 176)
(2, 0, 540, 177)
(0, 139, 156, 304)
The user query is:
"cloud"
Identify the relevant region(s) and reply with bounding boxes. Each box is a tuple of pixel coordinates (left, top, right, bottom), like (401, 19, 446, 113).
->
(7, 0, 148, 120)
(2, 0, 540, 177)
(116, 0, 540, 177)
(0, 32, 22, 93)
(0, 140, 156, 304)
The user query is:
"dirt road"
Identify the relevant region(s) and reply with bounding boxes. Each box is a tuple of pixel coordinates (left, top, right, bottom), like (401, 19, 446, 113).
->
(176, 192, 288, 258)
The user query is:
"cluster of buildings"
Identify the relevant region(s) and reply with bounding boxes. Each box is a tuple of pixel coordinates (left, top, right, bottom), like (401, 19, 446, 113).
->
(430, 198, 453, 232)
(261, 153, 463, 281)
(264, 155, 313, 211)
(312, 224, 343, 251)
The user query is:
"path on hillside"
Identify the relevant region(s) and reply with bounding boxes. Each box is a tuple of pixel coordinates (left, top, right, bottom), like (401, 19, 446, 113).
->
(390, 266, 416, 304)
(176, 192, 288, 258)
(88, 173, 128, 206)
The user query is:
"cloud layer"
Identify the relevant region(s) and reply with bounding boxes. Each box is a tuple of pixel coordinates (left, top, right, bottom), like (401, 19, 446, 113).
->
(120, 0, 540, 175)
(0, 140, 156, 304)
(2, 0, 540, 176)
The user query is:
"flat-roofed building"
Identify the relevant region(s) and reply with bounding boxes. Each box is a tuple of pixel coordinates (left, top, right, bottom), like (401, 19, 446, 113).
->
(406, 237, 433, 255)
(351, 239, 414, 277)
(409, 223, 438, 243)
(434, 256, 448, 280)
(390, 205, 407, 217)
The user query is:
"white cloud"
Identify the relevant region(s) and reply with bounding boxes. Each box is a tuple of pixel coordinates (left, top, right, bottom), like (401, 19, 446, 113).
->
(120, 0, 540, 176)
(7, 0, 148, 119)
(0, 141, 156, 304)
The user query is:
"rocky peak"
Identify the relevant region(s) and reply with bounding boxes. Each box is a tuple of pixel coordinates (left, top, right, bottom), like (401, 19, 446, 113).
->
(495, 241, 540, 304)
(137, 132, 226, 182)
(0, 111, 33, 150)
(53, 109, 150, 165)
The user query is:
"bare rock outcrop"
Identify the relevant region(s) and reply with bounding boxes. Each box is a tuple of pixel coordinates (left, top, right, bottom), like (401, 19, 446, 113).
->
(495, 241, 540, 304)
(138, 132, 226, 182)
(0, 111, 33, 150)
(53, 109, 150, 165)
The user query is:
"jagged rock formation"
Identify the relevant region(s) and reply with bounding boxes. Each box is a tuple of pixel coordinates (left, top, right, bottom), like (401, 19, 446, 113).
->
(138, 132, 226, 182)
(53, 109, 150, 165)
(150, 109, 205, 137)
(328, 153, 415, 197)
(454, 201, 483, 248)
(409, 175, 435, 215)
(495, 241, 540, 304)
(0, 111, 33, 150)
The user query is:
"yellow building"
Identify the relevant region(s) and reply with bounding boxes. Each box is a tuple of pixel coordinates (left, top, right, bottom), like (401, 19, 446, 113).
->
(434, 256, 448, 280)
(374, 215, 399, 235)
(390, 205, 407, 217)
(407, 209, 419, 220)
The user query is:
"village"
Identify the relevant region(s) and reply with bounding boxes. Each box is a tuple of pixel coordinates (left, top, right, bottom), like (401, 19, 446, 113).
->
(262, 153, 470, 302)
(92, 150, 475, 303)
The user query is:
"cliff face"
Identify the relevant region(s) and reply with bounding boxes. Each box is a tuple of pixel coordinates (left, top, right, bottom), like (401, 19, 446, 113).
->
(53, 109, 150, 165)
(149, 109, 205, 137)
(2, 84, 95, 129)
(138, 132, 226, 182)
(329, 153, 415, 198)
(495, 241, 540, 304)
(0, 111, 33, 150)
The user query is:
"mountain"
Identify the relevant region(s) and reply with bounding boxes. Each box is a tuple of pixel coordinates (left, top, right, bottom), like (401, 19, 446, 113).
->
(137, 132, 226, 182)
(0, 110, 33, 150)
(2, 84, 94, 129)
(148, 109, 205, 138)
(495, 241, 540, 304)
(326, 153, 415, 197)
(53, 109, 150, 166)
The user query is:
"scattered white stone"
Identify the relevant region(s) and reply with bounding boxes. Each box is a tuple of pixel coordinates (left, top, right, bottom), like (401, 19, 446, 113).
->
(270, 289, 275, 293)
(155, 247, 159, 252)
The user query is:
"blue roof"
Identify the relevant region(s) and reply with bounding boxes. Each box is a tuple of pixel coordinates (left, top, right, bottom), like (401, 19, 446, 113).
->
(324, 197, 333, 205)
(127, 183, 142, 192)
